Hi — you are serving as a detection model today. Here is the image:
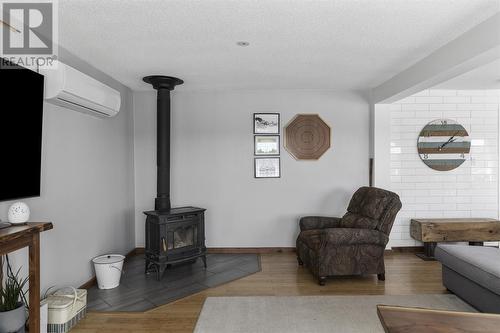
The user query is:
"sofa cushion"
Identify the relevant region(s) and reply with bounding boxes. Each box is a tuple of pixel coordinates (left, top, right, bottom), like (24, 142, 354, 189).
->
(339, 186, 402, 234)
(323, 228, 388, 247)
(341, 212, 379, 229)
(297, 228, 388, 252)
(435, 244, 500, 295)
(346, 187, 396, 220)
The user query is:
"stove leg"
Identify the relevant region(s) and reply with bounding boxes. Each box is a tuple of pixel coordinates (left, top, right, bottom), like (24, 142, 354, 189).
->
(201, 255, 207, 269)
(156, 264, 167, 281)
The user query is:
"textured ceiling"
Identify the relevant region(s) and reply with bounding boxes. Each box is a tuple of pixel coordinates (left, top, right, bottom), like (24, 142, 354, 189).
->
(58, 0, 500, 91)
(435, 59, 500, 89)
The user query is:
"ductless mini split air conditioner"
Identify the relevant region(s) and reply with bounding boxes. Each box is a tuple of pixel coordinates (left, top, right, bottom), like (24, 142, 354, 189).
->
(40, 62, 121, 117)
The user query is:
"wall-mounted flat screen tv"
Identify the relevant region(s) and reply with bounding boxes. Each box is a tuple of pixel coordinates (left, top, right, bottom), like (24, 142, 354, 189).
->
(0, 59, 44, 201)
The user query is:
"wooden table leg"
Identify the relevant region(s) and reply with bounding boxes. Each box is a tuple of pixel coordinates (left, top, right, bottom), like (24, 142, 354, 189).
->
(415, 242, 437, 261)
(29, 233, 40, 333)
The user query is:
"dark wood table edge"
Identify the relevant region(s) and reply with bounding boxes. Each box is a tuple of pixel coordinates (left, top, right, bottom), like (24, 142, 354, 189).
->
(377, 304, 500, 333)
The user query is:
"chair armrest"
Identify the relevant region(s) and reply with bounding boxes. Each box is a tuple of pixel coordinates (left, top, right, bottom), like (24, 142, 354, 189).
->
(299, 216, 342, 231)
(323, 228, 389, 247)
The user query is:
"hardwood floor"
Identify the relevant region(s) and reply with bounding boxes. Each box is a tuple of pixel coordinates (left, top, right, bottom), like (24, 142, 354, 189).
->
(73, 252, 446, 333)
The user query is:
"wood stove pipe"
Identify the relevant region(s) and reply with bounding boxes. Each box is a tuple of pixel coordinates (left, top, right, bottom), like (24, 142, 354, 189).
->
(142, 75, 184, 211)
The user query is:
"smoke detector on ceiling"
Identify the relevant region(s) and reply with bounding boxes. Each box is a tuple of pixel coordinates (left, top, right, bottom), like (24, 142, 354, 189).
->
(236, 41, 250, 47)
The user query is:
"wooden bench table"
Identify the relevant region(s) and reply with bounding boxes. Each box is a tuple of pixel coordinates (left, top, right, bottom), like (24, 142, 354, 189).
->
(377, 305, 500, 333)
(410, 218, 500, 260)
(0, 222, 53, 333)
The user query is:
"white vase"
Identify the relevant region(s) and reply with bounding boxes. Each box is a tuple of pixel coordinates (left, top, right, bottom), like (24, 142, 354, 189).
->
(0, 303, 26, 333)
(7, 202, 30, 223)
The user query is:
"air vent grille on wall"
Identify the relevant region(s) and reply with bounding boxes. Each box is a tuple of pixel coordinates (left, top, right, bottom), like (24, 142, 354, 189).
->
(40, 62, 121, 117)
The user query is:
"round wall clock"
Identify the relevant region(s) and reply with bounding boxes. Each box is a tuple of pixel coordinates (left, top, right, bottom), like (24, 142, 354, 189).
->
(417, 119, 470, 171)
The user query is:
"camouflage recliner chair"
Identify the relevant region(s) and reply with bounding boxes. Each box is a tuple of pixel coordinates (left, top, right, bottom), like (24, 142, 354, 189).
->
(296, 187, 402, 285)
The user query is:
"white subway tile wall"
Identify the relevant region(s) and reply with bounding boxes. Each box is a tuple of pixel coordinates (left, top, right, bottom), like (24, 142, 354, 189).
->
(388, 89, 500, 248)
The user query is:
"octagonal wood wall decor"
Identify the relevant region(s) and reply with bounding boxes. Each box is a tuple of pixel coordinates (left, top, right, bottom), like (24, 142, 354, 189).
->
(285, 114, 331, 160)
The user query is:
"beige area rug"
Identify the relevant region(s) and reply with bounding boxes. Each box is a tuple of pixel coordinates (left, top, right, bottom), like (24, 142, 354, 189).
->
(194, 295, 475, 333)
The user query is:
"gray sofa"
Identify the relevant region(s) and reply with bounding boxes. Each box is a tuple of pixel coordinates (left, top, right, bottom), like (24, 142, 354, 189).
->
(435, 244, 500, 313)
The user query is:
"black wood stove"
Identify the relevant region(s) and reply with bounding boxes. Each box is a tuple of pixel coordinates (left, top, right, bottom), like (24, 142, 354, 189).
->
(142, 75, 206, 280)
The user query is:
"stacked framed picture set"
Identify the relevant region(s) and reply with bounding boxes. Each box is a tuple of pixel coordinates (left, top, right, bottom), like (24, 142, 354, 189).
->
(253, 113, 281, 178)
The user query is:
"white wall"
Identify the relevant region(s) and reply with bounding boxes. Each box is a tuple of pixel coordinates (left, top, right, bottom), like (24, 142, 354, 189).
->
(387, 89, 499, 247)
(373, 104, 391, 190)
(1, 48, 136, 290)
(134, 90, 369, 247)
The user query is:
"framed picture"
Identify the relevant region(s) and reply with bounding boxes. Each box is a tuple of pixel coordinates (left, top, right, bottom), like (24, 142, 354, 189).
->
(254, 113, 280, 134)
(254, 135, 280, 156)
(254, 157, 280, 178)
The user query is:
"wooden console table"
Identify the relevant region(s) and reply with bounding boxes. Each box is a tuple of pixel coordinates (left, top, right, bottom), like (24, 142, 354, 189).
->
(410, 218, 500, 260)
(0, 222, 53, 333)
(377, 305, 500, 333)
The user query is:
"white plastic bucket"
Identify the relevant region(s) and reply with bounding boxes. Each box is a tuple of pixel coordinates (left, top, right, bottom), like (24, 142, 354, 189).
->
(92, 254, 125, 289)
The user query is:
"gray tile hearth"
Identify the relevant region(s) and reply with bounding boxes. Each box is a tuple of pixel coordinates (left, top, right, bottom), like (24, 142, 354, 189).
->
(86, 253, 260, 312)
